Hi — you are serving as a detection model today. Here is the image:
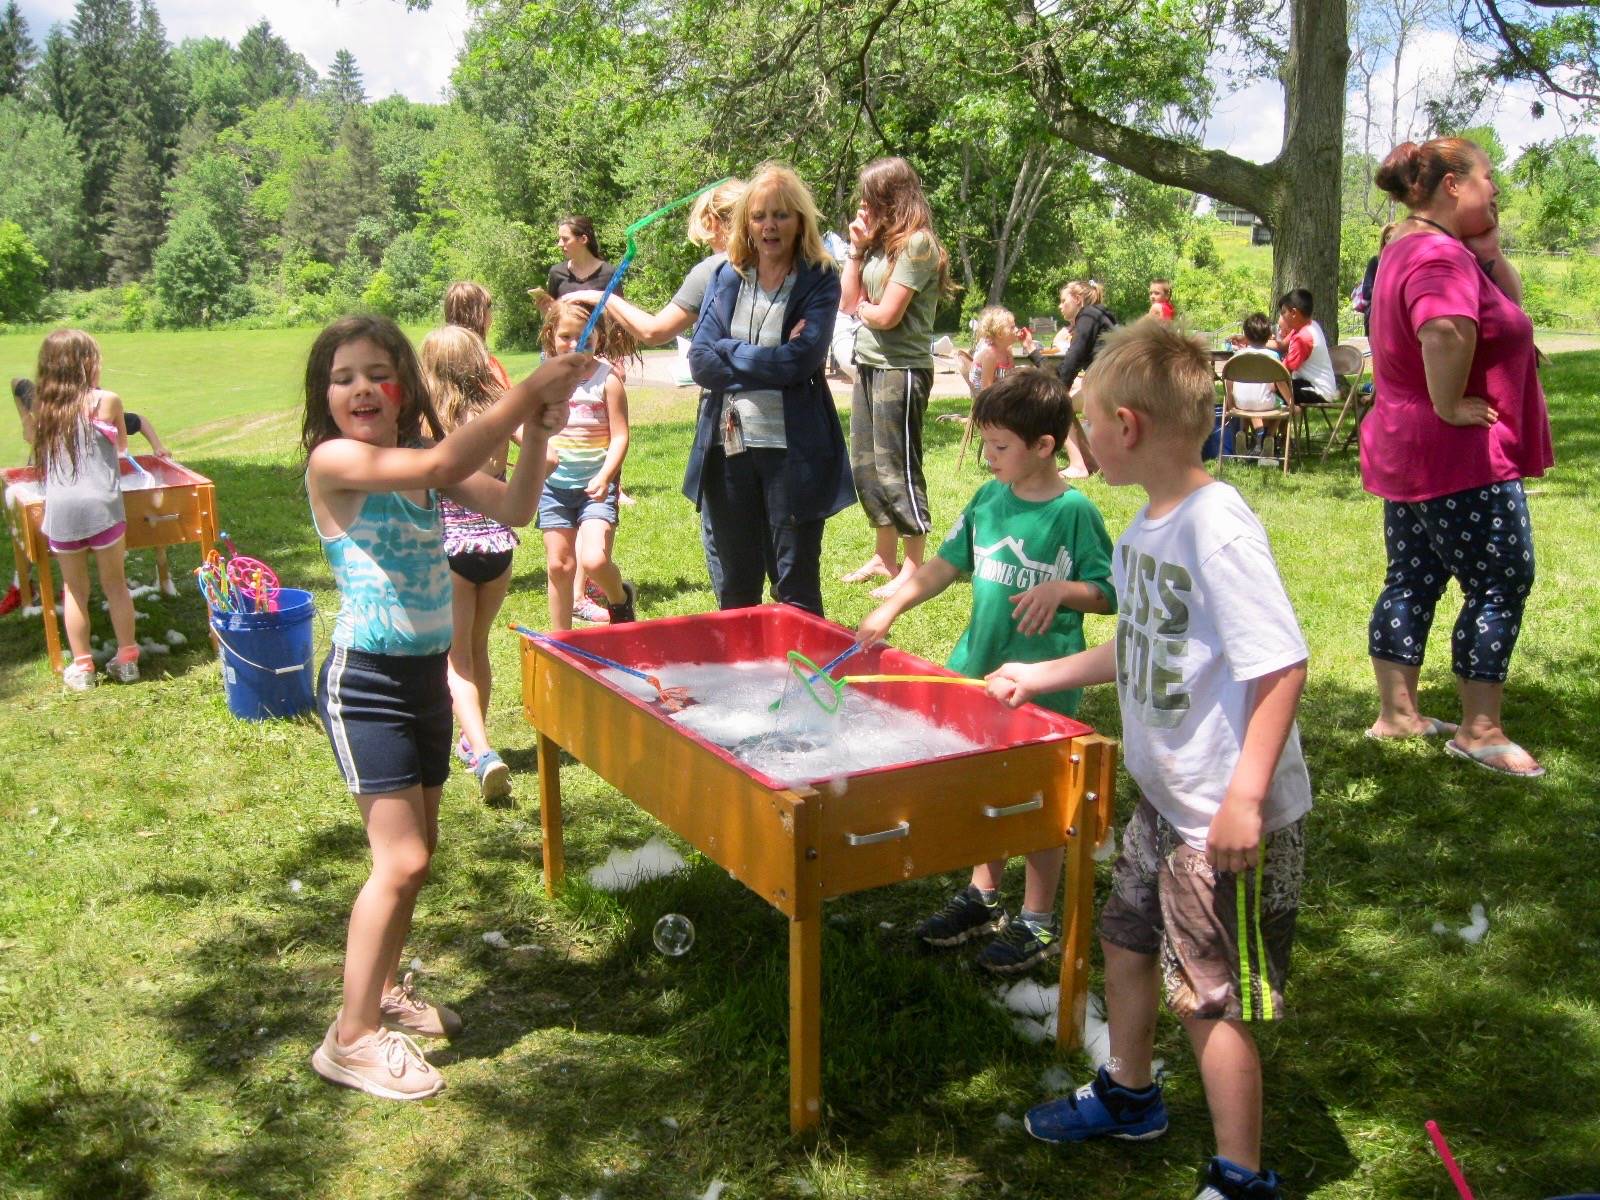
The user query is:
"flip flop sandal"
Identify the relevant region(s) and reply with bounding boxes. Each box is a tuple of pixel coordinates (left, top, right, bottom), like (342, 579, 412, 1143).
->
(1443, 739, 1546, 779)
(1363, 716, 1459, 740)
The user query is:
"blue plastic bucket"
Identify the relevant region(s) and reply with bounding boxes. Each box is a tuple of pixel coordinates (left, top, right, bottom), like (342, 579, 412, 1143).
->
(210, 587, 315, 720)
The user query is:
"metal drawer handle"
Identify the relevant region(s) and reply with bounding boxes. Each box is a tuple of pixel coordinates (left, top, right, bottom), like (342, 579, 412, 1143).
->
(845, 820, 909, 847)
(144, 513, 180, 525)
(983, 793, 1044, 819)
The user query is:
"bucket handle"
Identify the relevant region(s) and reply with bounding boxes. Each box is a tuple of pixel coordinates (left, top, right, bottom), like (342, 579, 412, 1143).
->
(211, 626, 313, 677)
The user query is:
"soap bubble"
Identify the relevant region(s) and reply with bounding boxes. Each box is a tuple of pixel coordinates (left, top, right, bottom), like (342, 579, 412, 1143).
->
(652, 913, 695, 957)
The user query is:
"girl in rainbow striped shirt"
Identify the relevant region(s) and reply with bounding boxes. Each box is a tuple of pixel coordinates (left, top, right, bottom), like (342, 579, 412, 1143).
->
(533, 291, 640, 629)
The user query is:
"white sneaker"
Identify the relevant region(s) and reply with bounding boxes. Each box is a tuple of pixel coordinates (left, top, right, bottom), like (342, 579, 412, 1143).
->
(107, 655, 140, 683)
(62, 661, 96, 691)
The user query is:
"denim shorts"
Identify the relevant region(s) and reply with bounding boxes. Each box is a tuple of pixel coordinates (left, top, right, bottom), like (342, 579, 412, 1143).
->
(538, 480, 618, 530)
(316, 645, 452, 795)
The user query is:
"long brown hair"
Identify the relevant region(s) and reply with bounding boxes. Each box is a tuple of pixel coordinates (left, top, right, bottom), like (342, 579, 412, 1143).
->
(857, 157, 955, 300)
(420, 325, 502, 434)
(300, 315, 444, 457)
(529, 289, 642, 371)
(442, 281, 493, 340)
(32, 329, 102, 479)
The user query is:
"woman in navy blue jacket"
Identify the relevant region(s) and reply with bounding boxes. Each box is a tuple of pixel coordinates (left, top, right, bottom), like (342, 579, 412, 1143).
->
(686, 162, 852, 617)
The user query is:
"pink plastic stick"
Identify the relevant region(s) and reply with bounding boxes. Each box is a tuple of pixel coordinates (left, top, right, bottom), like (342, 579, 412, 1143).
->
(1426, 1120, 1475, 1200)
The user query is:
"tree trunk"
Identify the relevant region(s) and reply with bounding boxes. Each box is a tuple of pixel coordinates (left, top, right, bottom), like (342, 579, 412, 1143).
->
(1010, 0, 1349, 340)
(1271, 0, 1350, 342)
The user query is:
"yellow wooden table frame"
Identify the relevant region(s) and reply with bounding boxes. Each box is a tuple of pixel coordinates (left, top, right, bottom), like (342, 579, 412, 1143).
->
(519, 617, 1117, 1134)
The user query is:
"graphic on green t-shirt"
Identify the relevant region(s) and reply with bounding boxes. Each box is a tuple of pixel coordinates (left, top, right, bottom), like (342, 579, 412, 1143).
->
(853, 230, 939, 370)
(937, 481, 1116, 716)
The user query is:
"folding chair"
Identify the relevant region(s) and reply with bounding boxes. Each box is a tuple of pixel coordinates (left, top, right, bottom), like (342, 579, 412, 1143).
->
(1217, 353, 1294, 476)
(1321, 343, 1371, 462)
(950, 348, 982, 469)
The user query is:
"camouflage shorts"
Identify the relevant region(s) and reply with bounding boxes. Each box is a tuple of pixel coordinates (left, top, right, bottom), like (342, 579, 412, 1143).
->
(1100, 798, 1305, 1022)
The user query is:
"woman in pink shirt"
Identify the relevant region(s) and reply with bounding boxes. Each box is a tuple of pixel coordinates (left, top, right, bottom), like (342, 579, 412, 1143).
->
(1362, 136, 1553, 778)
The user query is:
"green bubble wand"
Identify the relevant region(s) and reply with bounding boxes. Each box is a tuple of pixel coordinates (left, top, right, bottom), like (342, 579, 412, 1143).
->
(576, 177, 735, 352)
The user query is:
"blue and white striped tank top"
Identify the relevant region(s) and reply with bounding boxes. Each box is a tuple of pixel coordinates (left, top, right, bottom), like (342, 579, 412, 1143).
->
(313, 490, 453, 656)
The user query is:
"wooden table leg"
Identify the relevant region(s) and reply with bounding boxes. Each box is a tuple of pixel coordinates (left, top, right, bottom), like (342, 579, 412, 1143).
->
(1057, 786, 1095, 1053)
(536, 731, 565, 896)
(32, 529, 62, 674)
(789, 909, 822, 1134)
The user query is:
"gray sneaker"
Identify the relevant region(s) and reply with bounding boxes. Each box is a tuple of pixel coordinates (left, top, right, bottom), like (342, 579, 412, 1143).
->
(915, 886, 1009, 947)
(106, 655, 140, 683)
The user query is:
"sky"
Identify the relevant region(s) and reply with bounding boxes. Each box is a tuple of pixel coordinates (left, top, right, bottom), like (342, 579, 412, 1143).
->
(15, 1, 1597, 161)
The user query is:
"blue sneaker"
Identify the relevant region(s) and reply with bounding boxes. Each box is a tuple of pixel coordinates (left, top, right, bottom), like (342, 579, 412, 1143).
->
(1195, 1156, 1282, 1199)
(473, 749, 511, 802)
(1023, 1067, 1168, 1144)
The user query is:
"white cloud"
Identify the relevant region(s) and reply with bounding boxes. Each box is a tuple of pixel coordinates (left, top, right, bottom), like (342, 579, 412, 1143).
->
(18, 0, 473, 103)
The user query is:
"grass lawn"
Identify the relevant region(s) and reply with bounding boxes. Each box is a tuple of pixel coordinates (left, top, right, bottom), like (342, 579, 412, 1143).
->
(1, 327, 1597, 1198)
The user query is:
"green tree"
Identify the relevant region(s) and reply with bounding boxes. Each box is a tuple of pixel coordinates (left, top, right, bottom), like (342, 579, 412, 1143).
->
(126, 0, 182, 174)
(0, 0, 33, 98)
(334, 113, 389, 259)
(324, 49, 364, 112)
(172, 37, 249, 130)
(237, 20, 315, 107)
(34, 25, 75, 124)
(0, 97, 91, 285)
(150, 207, 237, 325)
(282, 153, 346, 263)
(0, 219, 47, 321)
(69, 0, 139, 261)
(1509, 135, 1600, 252)
(165, 148, 250, 261)
(102, 135, 166, 282)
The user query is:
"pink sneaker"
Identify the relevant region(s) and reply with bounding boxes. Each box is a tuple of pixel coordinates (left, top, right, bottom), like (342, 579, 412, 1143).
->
(380, 971, 463, 1039)
(572, 597, 610, 624)
(310, 1022, 444, 1100)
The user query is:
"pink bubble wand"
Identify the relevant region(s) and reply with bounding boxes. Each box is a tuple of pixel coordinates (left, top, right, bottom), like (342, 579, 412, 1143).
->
(1425, 1120, 1475, 1200)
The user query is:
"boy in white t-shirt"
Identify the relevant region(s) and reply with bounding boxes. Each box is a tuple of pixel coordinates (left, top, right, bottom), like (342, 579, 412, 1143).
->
(987, 322, 1311, 1200)
(1268, 287, 1338, 407)
(1225, 312, 1284, 458)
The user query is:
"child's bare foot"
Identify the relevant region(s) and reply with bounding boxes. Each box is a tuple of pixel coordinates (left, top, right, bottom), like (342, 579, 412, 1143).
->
(869, 564, 917, 600)
(1060, 466, 1090, 480)
(1364, 715, 1457, 740)
(841, 557, 894, 584)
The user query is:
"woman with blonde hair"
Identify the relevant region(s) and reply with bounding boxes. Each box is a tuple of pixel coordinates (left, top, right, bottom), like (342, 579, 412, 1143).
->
(838, 156, 956, 598)
(686, 163, 849, 616)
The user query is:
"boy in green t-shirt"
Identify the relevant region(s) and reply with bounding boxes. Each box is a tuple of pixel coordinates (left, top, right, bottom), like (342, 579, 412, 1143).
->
(856, 369, 1116, 972)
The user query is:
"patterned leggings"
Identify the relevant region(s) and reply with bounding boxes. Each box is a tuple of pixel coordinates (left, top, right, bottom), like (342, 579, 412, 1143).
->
(1368, 480, 1535, 683)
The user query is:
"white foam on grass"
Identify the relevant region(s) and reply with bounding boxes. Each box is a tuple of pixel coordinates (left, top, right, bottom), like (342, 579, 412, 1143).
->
(696, 1183, 727, 1200)
(164, 629, 186, 646)
(482, 931, 509, 949)
(998, 982, 1112, 1068)
(587, 835, 687, 892)
(1433, 902, 1490, 944)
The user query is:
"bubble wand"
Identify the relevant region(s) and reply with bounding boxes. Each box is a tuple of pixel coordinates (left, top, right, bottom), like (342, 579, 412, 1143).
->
(510, 624, 695, 711)
(574, 177, 734, 352)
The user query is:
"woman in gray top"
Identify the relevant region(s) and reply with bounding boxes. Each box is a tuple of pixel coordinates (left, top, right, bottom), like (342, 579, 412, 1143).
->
(568, 179, 746, 599)
(31, 329, 141, 690)
(567, 179, 746, 345)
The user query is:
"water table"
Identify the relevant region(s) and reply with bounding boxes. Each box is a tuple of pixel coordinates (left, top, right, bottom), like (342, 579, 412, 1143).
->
(518, 605, 1117, 1133)
(3, 455, 219, 672)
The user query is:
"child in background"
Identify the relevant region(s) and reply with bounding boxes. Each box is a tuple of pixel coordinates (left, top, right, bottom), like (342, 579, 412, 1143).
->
(857, 370, 1115, 972)
(1268, 288, 1338, 409)
(303, 314, 587, 1100)
(1225, 312, 1285, 457)
(1147, 278, 1175, 321)
(442, 282, 512, 391)
(419, 325, 521, 803)
(968, 306, 1029, 393)
(6, 375, 172, 615)
(30, 331, 140, 689)
(533, 290, 639, 631)
(987, 322, 1310, 1200)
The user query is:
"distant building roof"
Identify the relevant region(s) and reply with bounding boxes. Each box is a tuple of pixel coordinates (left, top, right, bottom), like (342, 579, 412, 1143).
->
(1214, 203, 1260, 226)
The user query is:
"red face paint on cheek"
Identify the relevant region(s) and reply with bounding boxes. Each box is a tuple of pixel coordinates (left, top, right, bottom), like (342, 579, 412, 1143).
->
(378, 381, 404, 410)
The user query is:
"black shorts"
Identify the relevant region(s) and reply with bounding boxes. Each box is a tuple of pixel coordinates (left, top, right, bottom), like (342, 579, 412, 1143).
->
(317, 645, 452, 794)
(448, 548, 513, 585)
(124, 411, 143, 437)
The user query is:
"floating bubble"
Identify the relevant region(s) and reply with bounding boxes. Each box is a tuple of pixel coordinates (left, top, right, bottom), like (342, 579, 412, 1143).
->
(652, 913, 695, 957)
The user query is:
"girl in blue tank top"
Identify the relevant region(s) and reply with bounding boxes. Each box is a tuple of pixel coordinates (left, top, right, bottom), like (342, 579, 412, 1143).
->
(301, 314, 591, 1102)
